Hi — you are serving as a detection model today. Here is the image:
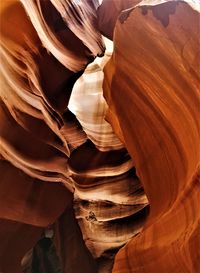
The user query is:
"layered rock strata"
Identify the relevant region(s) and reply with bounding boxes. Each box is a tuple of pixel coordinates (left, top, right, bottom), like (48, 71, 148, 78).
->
(100, 1, 200, 272)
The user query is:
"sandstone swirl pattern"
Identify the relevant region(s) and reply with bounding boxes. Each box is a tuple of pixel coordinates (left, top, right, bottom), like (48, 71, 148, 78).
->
(0, 1, 199, 273)
(101, 1, 200, 272)
(68, 54, 148, 273)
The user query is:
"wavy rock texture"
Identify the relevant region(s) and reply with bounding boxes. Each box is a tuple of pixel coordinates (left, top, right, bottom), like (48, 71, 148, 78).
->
(0, 1, 148, 272)
(68, 54, 124, 152)
(101, 1, 200, 272)
(0, 0, 199, 273)
(0, 1, 104, 272)
(0, 0, 92, 190)
(68, 53, 148, 273)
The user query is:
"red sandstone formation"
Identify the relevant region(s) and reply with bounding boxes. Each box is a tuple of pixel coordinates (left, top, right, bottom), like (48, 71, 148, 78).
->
(102, 1, 200, 272)
(0, 1, 199, 273)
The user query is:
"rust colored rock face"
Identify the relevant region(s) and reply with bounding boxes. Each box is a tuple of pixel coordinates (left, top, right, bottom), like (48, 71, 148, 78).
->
(0, 1, 104, 272)
(97, 0, 142, 40)
(0, 0, 200, 273)
(102, 1, 200, 272)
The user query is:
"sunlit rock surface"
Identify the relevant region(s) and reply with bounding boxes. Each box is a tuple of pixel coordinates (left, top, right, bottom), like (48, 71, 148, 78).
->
(68, 52, 148, 272)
